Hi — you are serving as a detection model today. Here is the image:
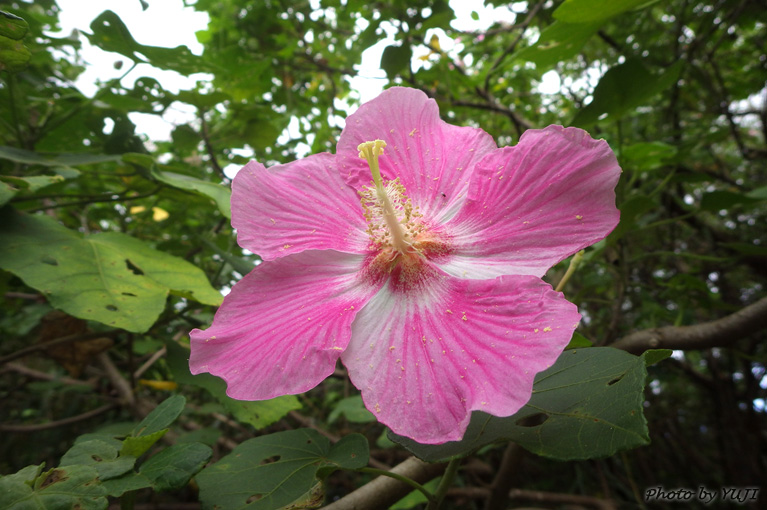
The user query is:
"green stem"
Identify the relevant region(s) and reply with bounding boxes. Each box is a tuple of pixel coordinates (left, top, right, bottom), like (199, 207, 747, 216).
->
(358, 467, 436, 504)
(555, 250, 585, 293)
(428, 458, 461, 510)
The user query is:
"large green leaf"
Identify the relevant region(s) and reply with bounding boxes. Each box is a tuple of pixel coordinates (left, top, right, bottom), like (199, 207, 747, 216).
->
(86, 10, 208, 75)
(511, 21, 600, 71)
(553, 0, 651, 23)
(389, 348, 668, 462)
(0, 209, 222, 333)
(0, 464, 107, 510)
(166, 340, 301, 429)
(196, 430, 369, 510)
(621, 141, 678, 172)
(571, 59, 683, 127)
(60, 440, 136, 481)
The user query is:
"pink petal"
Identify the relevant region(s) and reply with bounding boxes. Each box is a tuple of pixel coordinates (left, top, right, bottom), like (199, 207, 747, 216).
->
(440, 125, 620, 278)
(231, 153, 368, 261)
(337, 87, 497, 224)
(189, 250, 380, 400)
(341, 271, 580, 444)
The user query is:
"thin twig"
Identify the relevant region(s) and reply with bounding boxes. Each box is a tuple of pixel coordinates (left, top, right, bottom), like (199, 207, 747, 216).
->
(0, 330, 119, 366)
(24, 186, 163, 214)
(133, 346, 167, 380)
(0, 404, 116, 432)
(98, 351, 135, 408)
(3, 362, 96, 388)
(323, 457, 446, 510)
(483, 0, 546, 93)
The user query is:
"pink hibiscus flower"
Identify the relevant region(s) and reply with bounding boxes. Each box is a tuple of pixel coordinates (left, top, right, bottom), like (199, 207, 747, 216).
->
(190, 87, 620, 444)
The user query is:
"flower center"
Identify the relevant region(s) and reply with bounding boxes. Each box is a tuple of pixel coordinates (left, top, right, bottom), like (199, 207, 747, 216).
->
(357, 140, 423, 255)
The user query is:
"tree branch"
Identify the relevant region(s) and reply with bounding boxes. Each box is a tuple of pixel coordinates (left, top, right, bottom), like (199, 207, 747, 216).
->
(323, 457, 446, 510)
(611, 296, 767, 354)
(508, 488, 617, 510)
(0, 403, 116, 432)
(0, 330, 120, 366)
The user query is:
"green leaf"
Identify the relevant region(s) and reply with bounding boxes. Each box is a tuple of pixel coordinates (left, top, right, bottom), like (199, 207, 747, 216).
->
(60, 440, 136, 480)
(1, 175, 66, 192)
(152, 169, 232, 219)
(134, 394, 186, 437)
(746, 185, 767, 200)
(0, 464, 107, 510)
(100, 472, 153, 497)
(607, 195, 657, 242)
(86, 10, 207, 75)
(572, 59, 683, 127)
(0, 180, 15, 207)
(511, 21, 600, 71)
(166, 340, 301, 429)
(0, 175, 68, 206)
(554, 0, 650, 23)
(565, 331, 593, 349)
(0, 145, 121, 167)
(120, 429, 168, 458)
(0, 33, 30, 72)
(621, 142, 677, 172)
(93, 233, 223, 305)
(718, 241, 767, 257)
(139, 443, 212, 491)
(0, 11, 29, 40)
(196, 430, 369, 510)
(700, 190, 764, 211)
(0, 209, 222, 333)
(390, 347, 651, 462)
(381, 43, 411, 78)
(642, 349, 672, 366)
(328, 396, 376, 424)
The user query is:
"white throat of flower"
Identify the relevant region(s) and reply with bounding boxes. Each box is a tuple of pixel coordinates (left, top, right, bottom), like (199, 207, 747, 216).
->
(357, 140, 422, 256)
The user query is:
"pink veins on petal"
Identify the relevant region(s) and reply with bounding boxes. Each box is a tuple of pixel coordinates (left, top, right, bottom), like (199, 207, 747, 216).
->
(189, 87, 621, 445)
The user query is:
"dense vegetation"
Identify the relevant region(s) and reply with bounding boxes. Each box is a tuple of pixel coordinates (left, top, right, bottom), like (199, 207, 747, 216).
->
(1, 0, 765, 509)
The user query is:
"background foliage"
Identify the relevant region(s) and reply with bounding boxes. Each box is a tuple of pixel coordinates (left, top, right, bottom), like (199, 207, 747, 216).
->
(1, 0, 765, 509)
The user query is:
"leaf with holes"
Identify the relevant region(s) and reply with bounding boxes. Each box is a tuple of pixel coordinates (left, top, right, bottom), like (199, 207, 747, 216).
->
(60, 440, 136, 481)
(196, 429, 369, 510)
(0, 463, 107, 510)
(0, 209, 222, 333)
(390, 348, 665, 462)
